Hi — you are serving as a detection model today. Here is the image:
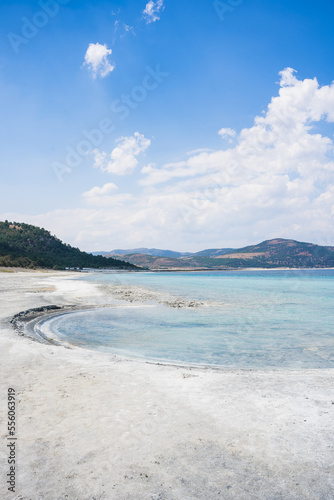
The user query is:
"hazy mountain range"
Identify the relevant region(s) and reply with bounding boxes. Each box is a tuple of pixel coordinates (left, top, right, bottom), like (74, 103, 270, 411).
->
(93, 239, 334, 270)
(91, 247, 234, 258)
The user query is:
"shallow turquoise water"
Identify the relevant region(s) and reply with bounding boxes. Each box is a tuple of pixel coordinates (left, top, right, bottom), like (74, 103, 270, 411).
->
(41, 270, 334, 368)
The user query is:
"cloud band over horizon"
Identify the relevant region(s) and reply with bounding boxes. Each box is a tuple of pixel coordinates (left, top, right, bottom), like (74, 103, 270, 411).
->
(2, 68, 334, 252)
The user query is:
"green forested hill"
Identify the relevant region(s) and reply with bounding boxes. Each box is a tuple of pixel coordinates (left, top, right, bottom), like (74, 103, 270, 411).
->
(0, 221, 137, 270)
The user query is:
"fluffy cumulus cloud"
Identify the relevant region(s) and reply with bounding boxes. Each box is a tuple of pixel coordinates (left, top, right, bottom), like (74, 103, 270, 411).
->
(142, 0, 165, 23)
(84, 43, 115, 78)
(93, 132, 151, 175)
(6, 69, 334, 251)
(140, 69, 334, 188)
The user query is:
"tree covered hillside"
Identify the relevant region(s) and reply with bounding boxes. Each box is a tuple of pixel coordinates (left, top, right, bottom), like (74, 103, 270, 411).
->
(0, 221, 137, 270)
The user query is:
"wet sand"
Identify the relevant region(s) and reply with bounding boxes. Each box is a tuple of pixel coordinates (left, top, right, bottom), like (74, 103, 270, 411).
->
(0, 270, 333, 499)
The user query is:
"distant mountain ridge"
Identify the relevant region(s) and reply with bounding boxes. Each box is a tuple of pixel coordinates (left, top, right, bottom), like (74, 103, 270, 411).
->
(102, 238, 334, 269)
(93, 248, 193, 258)
(193, 248, 234, 257)
(94, 247, 235, 258)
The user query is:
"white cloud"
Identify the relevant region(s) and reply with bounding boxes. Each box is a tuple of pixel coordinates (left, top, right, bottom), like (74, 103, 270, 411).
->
(140, 68, 334, 187)
(82, 183, 118, 206)
(5, 69, 334, 251)
(113, 19, 135, 40)
(141, 163, 156, 174)
(186, 148, 214, 156)
(143, 0, 165, 23)
(218, 128, 236, 141)
(84, 43, 115, 79)
(93, 132, 151, 175)
(279, 67, 298, 87)
(122, 24, 135, 36)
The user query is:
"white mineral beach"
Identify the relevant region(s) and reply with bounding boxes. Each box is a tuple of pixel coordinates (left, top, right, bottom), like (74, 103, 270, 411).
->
(0, 270, 333, 500)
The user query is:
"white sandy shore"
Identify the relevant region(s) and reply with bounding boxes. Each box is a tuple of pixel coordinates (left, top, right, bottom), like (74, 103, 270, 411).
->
(0, 270, 333, 500)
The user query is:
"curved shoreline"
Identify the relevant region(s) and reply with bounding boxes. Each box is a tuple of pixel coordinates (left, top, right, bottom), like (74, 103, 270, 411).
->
(9, 305, 234, 370)
(1, 270, 334, 499)
(11, 302, 334, 372)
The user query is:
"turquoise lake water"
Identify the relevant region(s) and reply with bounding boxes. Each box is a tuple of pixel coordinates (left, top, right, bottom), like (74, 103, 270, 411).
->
(40, 270, 334, 368)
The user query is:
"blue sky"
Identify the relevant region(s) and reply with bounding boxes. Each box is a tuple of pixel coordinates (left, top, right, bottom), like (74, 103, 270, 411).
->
(1, 0, 334, 251)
